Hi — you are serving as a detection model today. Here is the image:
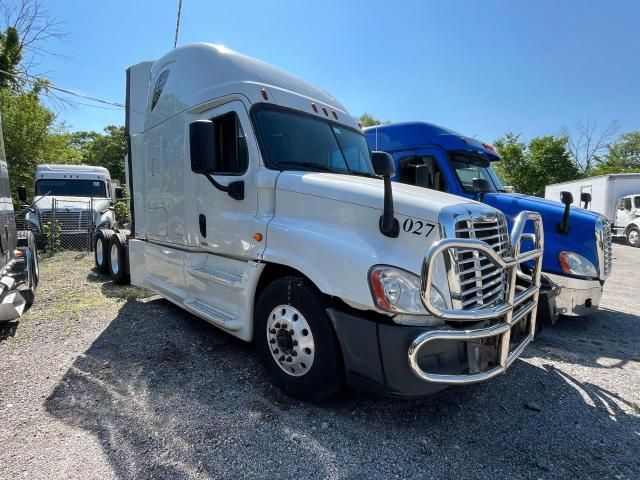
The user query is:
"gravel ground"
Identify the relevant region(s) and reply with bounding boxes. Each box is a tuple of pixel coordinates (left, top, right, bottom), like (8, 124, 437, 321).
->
(0, 245, 639, 480)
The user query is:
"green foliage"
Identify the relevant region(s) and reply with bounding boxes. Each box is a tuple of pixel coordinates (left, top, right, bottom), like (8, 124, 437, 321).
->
(81, 125, 126, 182)
(592, 131, 640, 175)
(359, 113, 384, 127)
(0, 88, 55, 199)
(42, 221, 61, 254)
(494, 133, 580, 197)
(0, 27, 22, 90)
(114, 201, 130, 226)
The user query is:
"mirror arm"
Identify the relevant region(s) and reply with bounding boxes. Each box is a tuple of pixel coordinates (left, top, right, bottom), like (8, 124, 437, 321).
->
(203, 175, 244, 201)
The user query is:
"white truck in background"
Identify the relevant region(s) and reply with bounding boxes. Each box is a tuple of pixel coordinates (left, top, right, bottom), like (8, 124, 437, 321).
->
(545, 173, 640, 247)
(94, 43, 545, 401)
(20, 164, 119, 249)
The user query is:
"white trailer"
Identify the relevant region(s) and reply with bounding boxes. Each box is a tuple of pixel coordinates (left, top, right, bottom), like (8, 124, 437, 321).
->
(94, 43, 544, 400)
(545, 174, 640, 246)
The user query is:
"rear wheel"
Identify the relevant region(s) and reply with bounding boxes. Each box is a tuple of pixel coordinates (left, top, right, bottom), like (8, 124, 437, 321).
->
(94, 229, 114, 274)
(255, 276, 343, 401)
(626, 226, 640, 248)
(108, 232, 130, 284)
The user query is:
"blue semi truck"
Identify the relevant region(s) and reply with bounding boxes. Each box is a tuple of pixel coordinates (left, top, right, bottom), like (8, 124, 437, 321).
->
(365, 122, 613, 323)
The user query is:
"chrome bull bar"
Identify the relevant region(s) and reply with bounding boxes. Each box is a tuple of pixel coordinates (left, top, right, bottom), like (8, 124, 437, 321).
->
(408, 211, 544, 384)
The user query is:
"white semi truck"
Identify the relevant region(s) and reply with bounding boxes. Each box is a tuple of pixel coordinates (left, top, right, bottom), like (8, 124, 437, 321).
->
(95, 43, 544, 400)
(545, 173, 640, 247)
(21, 164, 118, 249)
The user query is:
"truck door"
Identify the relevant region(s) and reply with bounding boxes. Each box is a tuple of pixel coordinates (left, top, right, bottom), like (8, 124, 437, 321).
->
(188, 101, 259, 258)
(616, 196, 634, 228)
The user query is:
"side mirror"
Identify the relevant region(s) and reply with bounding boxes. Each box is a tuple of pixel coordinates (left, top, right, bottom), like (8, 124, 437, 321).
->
(558, 191, 573, 234)
(371, 151, 396, 178)
(580, 192, 591, 209)
(114, 186, 123, 200)
(17, 185, 27, 204)
(190, 120, 218, 173)
(371, 151, 399, 238)
(560, 191, 573, 205)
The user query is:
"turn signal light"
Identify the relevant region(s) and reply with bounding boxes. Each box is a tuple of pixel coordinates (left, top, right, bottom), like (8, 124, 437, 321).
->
(253, 233, 263, 242)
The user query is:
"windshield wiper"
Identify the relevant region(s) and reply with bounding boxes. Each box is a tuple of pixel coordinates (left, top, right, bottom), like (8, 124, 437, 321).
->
(278, 162, 335, 173)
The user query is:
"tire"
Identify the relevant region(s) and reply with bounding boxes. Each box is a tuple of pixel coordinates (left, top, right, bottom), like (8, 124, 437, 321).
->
(626, 226, 640, 248)
(94, 229, 114, 274)
(108, 232, 130, 284)
(16, 231, 38, 305)
(254, 276, 343, 401)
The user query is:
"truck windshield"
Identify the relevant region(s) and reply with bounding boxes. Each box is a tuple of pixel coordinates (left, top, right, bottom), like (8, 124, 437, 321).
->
(35, 179, 107, 197)
(450, 153, 504, 193)
(254, 108, 375, 176)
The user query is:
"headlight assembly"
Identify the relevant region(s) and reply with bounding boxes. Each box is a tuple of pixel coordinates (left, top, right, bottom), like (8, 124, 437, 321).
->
(368, 265, 447, 316)
(558, 251, 597, 278)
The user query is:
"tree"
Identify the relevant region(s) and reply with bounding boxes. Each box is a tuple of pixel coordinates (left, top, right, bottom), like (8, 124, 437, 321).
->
(563, 119, 620, 174)
(359, 113, 384, 127)
(592, 131, 640, 174)
(494, 133, 580, 197)
(0, 26, 22, 89)
(83, 126, 127, 183)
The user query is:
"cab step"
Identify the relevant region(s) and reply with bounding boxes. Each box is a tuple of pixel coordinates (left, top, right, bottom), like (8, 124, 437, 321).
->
(183, 297, 242, 331)
(188, 267, 243, 287)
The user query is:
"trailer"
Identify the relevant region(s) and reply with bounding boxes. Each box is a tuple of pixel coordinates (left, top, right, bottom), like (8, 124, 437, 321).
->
(545, 174, 640, 246)
(94, 43, 544, 401)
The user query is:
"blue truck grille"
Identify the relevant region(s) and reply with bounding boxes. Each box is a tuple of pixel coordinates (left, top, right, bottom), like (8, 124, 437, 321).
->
(455, 217, 509, 309)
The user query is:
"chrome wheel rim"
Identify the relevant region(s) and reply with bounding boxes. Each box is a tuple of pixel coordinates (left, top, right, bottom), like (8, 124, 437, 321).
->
(110, 243, 119, 274)
(96, 238, 104, 265)
(629, 230, 639, 245)
(266, 305, 315, 377)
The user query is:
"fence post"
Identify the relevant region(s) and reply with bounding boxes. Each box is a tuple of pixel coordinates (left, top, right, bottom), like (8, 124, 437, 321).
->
(50, 198, 56, 253)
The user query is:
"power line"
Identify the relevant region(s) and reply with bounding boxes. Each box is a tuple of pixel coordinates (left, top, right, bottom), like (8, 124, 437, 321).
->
(174, 0, 183, 48)
(0, 68, 125, 108)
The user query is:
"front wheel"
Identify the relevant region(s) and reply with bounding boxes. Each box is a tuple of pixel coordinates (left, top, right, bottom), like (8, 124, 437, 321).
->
(255, 277, 343, 401)
(108, 232, 130, 284)
(626, 226, 640, 248)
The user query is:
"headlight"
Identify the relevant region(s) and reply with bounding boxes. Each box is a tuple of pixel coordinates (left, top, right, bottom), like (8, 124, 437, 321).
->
(558, 251, 597, 278)
(368, 265, 447, 315)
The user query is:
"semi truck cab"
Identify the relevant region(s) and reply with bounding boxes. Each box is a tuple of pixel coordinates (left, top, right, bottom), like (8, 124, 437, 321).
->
(365, 122, 612, 322)
(95, 44, 545, 401)
(22, 164, 117, 249)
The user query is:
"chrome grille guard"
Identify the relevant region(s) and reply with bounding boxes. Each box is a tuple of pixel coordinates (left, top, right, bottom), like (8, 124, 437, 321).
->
(409, 211, 544, 384)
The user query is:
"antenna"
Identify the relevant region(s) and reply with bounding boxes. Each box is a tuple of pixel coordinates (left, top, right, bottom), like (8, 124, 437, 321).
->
(173, 0, 183, 48)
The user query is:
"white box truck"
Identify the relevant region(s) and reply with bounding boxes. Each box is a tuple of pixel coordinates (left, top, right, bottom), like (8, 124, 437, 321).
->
(545, 173, 640, 246)
(95, 43, 544, 400)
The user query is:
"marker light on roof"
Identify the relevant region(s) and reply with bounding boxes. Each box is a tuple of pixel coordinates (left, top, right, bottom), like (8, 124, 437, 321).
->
(332, 110, 338, 120)
(322, 107, 328, 116)
(261, 89, 268, 100)
(311, 103, 318, 113)
(482, 143, 496, 152)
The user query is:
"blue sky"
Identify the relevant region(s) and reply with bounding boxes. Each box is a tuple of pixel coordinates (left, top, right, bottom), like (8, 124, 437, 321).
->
(35, 0, 640, 142)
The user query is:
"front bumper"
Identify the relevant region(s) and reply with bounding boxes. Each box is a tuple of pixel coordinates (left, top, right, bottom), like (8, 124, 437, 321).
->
(328, 308, 535, 397)
(543, 272, 603, 317)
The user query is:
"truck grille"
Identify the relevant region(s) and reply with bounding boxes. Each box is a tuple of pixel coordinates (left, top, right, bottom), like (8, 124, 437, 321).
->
(38, 209, 93, 232)
(455, 215, 509, 309)
(601, 220, 613, 277)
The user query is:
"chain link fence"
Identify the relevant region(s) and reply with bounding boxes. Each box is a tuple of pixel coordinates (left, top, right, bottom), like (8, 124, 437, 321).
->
(15, 197, 95, 253)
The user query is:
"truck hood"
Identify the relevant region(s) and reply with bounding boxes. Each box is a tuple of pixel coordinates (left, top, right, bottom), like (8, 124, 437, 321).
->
(483, 192, 601, 276)
(32, 195, 111, 212)
(276, 171, 482, 222)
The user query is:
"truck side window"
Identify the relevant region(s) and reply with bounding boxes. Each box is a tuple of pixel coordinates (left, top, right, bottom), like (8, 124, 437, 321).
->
(398, 155, 446, 191)
(624, 197, 632, 210)
(634, 197, 640, 209)
(212, 112, 248, 175)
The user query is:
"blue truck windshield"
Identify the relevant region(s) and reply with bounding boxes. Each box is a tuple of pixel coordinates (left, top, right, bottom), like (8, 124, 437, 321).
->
(35, 179, 107, 197)
(255, 108, 375, 176)
(450, 153, 504, 193)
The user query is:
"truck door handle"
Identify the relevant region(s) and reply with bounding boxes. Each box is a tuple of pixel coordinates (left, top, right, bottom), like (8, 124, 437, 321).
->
(199, 214, 206, 238)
